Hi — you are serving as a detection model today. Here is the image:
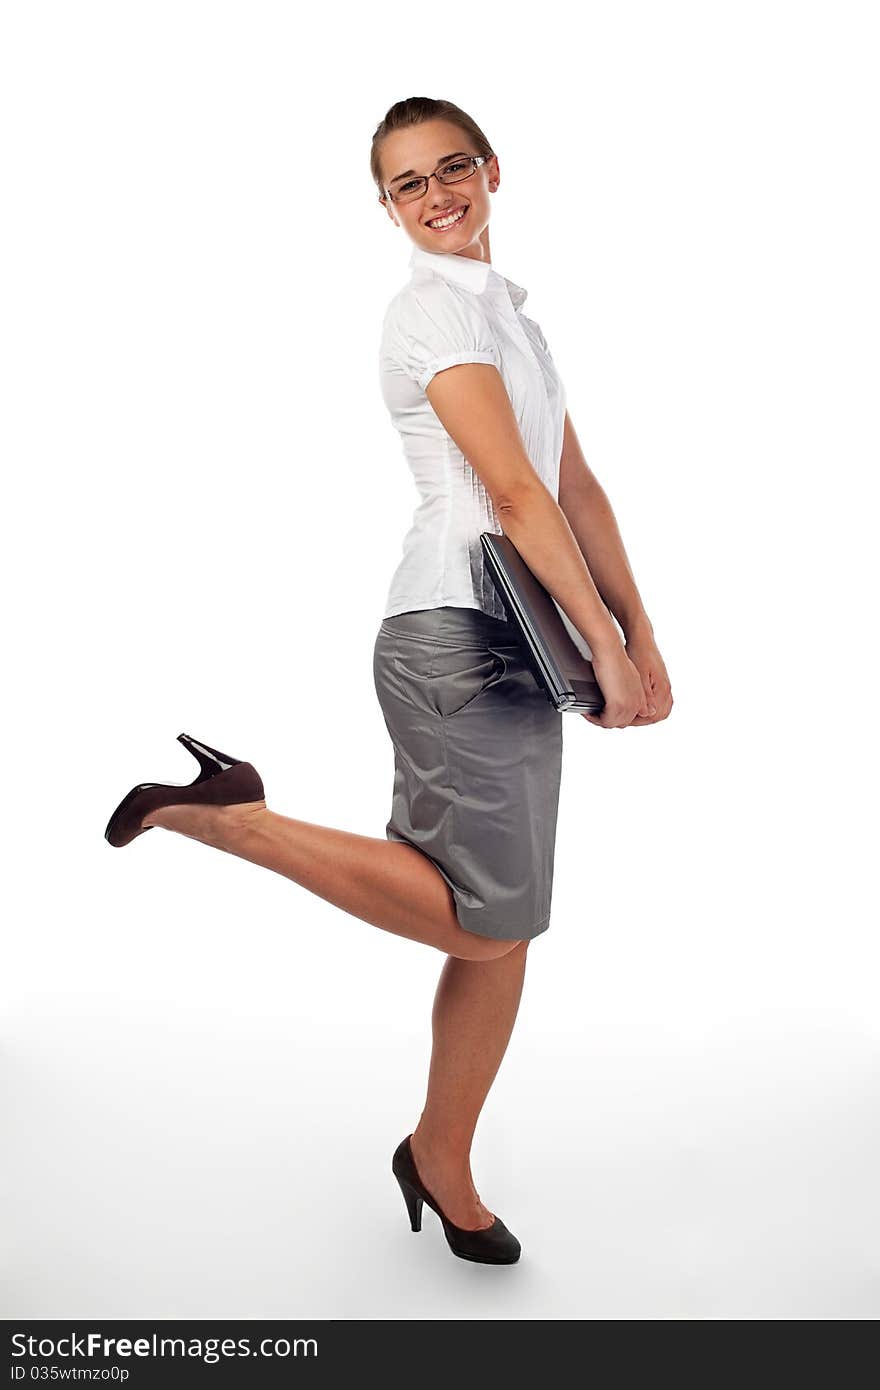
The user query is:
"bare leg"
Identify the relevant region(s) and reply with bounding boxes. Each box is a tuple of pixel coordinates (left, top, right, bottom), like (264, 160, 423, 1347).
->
(143, 800, 522, 962)
(145, 799, 533, 1228)
(408, 941, 530, 1229)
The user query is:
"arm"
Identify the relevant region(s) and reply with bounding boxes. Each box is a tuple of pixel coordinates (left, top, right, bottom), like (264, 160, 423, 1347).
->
(557, 409, 672, 723)
(425, 367, 621, 658)
(425, 364, 651, 727)
(557, 410, 652, 642)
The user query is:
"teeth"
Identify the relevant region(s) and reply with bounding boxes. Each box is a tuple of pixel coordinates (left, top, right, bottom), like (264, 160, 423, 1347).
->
(427, 207, 466, 229)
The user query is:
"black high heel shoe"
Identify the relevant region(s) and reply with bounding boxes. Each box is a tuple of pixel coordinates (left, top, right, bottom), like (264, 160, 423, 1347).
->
(104, 732, 265, 848)
(392, 1134, 522, 1264)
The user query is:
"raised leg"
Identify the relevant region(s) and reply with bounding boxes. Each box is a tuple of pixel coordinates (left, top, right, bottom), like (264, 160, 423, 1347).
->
(143, 800, 523, 961)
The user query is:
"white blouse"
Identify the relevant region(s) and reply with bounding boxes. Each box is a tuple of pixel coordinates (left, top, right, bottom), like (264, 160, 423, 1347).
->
(378, 243, 567, 621)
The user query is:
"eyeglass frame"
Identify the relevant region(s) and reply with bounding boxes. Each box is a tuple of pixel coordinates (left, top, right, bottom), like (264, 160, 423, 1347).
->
(380, 153, 493, 205)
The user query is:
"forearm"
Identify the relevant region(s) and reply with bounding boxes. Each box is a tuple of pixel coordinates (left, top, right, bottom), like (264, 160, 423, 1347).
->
(497, 482, 622, 655)
(559, 479, 652, 640)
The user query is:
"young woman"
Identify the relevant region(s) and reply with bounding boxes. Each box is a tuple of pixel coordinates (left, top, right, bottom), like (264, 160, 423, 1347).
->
(104, 97, 672, 1267)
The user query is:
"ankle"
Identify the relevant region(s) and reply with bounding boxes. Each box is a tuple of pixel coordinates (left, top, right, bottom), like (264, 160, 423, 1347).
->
(411, 1122, 474, 1171)
(144, 799, 267, 847)
(213, 800, 269, 849)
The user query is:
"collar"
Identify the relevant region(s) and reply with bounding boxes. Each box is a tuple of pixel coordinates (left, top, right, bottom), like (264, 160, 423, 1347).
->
(408, 243, 528, 310)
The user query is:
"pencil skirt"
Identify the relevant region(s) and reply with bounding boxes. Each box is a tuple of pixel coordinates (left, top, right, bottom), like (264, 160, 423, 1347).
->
(372, 605, 564, 942)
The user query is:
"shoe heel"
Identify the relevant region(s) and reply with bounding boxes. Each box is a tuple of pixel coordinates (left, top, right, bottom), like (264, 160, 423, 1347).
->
(104, 733, 264, 848)
(396, 1175, 424, 1232)
(391, 1133, 521, 1262)
(177, 732, 241, 782)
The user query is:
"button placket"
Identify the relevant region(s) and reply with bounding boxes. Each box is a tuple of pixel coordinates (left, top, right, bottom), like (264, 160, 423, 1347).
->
(511, 307, 553, 408)
(491, 283, 551, 391)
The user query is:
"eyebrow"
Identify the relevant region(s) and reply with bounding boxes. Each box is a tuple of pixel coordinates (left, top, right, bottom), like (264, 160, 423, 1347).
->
(388, 152, 470, 185)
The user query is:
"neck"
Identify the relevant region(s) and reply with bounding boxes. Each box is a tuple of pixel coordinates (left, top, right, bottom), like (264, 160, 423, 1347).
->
(452, 228, 491, 264)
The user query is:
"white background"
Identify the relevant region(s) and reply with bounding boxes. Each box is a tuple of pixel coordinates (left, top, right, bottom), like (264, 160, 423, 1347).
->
(3, 0, 877, 1319)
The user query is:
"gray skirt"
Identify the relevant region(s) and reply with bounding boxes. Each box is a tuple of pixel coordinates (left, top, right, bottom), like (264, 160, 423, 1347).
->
(372, 605, 563, 942)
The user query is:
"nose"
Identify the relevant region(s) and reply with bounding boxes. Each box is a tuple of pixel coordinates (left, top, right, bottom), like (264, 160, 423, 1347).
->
(427, 178, 461, 206)
(427, 172, 462, 199)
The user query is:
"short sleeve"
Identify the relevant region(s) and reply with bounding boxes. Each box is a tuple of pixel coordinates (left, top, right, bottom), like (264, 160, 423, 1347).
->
(383, 280, 500, 392)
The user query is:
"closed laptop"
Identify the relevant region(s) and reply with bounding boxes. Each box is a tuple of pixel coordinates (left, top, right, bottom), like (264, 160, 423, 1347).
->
(480, 532, 605, 714)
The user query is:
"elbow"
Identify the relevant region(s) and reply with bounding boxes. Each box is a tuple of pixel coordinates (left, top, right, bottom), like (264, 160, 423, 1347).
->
(495, 478, 546, 516)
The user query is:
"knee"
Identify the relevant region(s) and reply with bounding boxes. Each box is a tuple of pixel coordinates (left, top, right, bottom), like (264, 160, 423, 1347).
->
(459, 935, 530, 961)
(503, 938, 531, 957)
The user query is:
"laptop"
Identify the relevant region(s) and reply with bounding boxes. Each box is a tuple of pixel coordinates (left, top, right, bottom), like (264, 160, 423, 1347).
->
(480, 531, 606, 714)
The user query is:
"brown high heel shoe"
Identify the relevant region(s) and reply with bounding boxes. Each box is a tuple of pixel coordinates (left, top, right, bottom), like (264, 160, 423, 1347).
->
(104, 732, 264, 848)
(392, 1134, 522, 1264)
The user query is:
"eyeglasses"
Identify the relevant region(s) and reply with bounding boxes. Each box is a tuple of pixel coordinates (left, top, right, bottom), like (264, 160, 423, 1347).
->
(382, 154, 492, 205)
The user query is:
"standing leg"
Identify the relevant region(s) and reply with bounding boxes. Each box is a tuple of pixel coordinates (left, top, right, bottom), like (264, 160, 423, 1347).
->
(408, 940, 531, 1230)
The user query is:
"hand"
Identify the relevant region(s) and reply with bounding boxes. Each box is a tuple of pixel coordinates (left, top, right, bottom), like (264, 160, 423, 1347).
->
(601, 627, 673, 727)
(581, 640, 651, 728)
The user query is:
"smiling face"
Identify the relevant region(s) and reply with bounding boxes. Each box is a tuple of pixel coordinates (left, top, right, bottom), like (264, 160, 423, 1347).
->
(378, 118, 499, 262)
